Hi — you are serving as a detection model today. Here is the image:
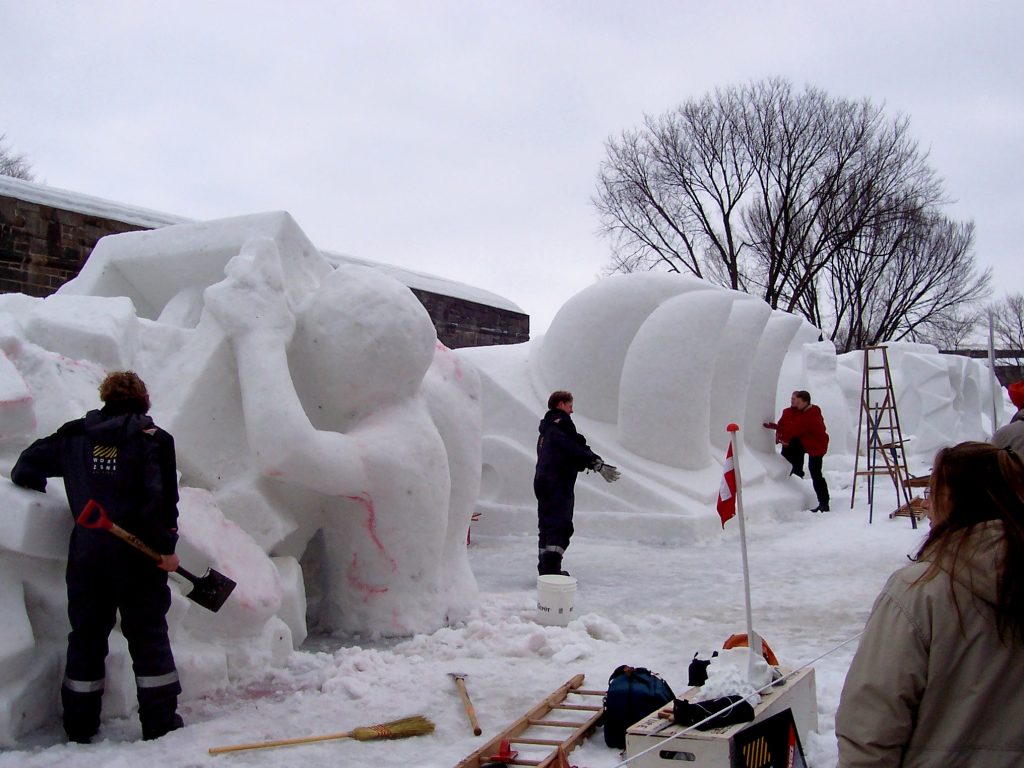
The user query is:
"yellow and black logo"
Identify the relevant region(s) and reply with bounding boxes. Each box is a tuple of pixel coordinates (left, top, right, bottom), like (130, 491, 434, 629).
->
(92, 444, 117, 473)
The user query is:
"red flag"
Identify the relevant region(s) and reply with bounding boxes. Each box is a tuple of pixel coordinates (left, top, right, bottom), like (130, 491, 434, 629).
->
(717, 442, 737, 528)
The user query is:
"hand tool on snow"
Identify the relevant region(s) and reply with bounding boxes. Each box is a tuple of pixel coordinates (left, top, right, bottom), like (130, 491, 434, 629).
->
(450, 672, 483, 735)
(207, 714, 436, 755)
(76, 499, 236, 613)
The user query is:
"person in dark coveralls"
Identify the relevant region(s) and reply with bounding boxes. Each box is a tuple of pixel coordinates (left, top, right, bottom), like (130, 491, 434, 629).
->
(535, 391, 619, 576)
(11, 371, 183, 743)
(763, 389, 830, 512)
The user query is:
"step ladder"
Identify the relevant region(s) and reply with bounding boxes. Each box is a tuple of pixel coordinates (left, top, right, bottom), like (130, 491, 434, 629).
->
(851, 346, 919, 528)
(455, 674, 605, 768)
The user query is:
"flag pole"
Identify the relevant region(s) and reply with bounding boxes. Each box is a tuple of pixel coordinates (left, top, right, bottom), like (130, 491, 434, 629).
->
(727, 423, 760, 682)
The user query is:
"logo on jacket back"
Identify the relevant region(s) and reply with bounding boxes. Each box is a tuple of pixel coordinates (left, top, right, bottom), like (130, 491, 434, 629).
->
(92, 444, 117, 473)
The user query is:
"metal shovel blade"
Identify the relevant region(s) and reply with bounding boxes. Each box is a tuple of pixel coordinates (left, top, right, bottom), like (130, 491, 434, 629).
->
(177, 565, 236, 612)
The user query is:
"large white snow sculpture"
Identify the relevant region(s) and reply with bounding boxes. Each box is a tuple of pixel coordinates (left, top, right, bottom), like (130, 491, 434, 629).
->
(0, 212, 482, 743)
(203, 238, 479, 634)
(459, 274, 1009, 541)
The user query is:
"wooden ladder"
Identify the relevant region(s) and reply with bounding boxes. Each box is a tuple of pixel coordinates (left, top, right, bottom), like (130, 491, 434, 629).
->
(851, 346, 919, 528)
(455, 674, 605, 768)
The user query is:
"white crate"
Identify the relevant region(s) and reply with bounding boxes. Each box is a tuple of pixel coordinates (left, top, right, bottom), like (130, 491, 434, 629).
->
(624, 667, 817, 767)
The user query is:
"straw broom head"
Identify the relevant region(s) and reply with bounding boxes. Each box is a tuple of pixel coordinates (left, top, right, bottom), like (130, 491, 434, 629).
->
(351, 715, 435, 741)
(208, 714, 436, 755)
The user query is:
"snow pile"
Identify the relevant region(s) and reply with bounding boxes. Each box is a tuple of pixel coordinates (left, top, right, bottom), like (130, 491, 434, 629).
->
(459, 273, 1009, 540)
(0, 213, 481, 744)
(0, 209, 1009, 749)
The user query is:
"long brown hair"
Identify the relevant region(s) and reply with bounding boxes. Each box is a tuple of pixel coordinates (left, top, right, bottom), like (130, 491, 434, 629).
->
(915, 441, 1024, 641)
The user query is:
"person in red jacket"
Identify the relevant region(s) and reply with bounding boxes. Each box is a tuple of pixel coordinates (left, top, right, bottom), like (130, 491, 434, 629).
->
(763, 390, 830, 512)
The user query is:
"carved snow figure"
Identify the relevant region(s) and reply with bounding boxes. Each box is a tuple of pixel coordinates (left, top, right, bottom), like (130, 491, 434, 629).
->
(205, 238, 478, 635)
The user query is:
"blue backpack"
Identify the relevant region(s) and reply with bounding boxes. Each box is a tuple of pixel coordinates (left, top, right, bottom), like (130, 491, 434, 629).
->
(603, 665, 675, 749)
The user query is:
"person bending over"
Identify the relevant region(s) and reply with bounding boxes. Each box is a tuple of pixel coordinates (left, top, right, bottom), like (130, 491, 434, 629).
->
(764, 390, 830, 512)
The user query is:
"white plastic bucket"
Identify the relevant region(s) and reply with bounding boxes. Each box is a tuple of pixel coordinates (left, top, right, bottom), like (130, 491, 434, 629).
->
(536, 575, 577, 626)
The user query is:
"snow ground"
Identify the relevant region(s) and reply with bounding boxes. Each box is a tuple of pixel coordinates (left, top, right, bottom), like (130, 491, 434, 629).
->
(0, 470, 925, 768)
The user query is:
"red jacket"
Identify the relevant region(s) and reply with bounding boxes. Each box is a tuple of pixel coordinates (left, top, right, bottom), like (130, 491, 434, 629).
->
(775, 405, 829, 456)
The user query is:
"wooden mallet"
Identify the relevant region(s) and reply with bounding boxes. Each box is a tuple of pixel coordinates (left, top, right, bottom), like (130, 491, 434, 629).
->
(450, 672, 482, 736)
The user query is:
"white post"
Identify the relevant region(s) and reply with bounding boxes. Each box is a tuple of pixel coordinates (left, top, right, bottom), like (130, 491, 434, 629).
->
(988, 311, 1000, 435)
(728, 424, 760, 682)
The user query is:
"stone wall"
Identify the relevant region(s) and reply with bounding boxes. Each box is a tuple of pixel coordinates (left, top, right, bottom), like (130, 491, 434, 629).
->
(0, 189, 529, 349)
(411, 287, 529, 348)
(0, 195, 147, 296)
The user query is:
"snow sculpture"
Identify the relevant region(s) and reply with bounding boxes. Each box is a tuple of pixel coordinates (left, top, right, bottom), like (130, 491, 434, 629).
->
(459, 274, 1009, 541)
(0, 212, 481, 743)
(203, 239, 479, 634)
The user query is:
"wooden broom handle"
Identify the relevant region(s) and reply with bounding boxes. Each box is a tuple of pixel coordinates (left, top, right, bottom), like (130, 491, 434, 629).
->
(209, 730, 352, 755)
(454, 677, 483, 736)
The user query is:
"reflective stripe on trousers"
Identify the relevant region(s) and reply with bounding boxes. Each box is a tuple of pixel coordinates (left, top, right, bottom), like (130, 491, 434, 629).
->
(63, 676, 104, 694)
(137, 670, 179, 689)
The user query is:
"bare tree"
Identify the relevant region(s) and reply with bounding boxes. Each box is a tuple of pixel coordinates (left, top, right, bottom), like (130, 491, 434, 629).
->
(827, 213, 989, 351)
(0, 134, 33, 180)
(593, 78, 986, 348)
(990, 292, 1024, 368)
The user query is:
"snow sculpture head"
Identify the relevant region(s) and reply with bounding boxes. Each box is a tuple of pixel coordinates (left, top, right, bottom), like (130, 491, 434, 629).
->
(289, 265, 436, 427)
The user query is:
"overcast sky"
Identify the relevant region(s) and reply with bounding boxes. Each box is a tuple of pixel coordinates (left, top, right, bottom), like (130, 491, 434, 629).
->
(3, 1, 1021, 335)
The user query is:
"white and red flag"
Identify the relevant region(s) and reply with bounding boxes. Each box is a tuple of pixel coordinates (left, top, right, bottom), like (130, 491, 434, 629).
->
(717, 442, 737, 528)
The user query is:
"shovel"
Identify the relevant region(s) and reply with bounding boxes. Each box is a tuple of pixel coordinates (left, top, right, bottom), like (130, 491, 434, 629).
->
(76, 499, 236, 613)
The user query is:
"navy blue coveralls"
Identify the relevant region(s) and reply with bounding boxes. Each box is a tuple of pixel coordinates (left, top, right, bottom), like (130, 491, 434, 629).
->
(12, 405, 181, 742)
(534, 409, 601, 576)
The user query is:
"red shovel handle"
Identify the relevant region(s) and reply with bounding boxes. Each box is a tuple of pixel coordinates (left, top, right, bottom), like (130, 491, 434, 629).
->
(77, 499, 114, 530)
(76, 499, 162, 563)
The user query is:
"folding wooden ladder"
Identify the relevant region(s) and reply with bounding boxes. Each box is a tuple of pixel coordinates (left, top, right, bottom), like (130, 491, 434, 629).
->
(851, 346, 920, 528)
(455, 674, 605, 768)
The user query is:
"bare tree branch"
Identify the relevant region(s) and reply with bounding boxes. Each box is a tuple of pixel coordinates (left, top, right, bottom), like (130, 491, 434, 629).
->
(0, 134, 33, 180)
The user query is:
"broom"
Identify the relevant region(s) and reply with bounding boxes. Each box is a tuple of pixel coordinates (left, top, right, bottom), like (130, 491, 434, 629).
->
(208, 714, 435, 755)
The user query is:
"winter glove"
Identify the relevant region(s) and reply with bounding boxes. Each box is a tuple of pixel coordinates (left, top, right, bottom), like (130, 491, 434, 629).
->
(597, 462, 620, 483)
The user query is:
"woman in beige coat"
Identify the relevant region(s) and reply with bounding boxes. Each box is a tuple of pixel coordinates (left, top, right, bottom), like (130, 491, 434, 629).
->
(836, 441, 1024, 767)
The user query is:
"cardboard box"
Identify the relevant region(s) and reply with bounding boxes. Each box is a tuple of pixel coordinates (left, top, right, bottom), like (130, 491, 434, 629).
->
(624, 667, 817, 767)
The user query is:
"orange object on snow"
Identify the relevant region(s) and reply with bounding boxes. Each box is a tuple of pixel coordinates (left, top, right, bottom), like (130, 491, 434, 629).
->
(722, 633, 780, 666)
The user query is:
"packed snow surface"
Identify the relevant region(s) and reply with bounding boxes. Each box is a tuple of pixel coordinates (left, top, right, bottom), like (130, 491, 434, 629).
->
(0, 210, 1011, 765)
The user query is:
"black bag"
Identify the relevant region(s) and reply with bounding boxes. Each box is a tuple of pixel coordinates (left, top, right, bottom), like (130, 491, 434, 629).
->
(673, 695, 755, 731)
(603, 665, 675, 749)
(687, 651, 718, 687)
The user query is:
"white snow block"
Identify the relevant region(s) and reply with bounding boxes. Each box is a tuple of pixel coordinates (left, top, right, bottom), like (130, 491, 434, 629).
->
(0, 643, 61, 747)
(177, 488, 283, 640)
(535, 273, 706, 424)
(100, 630, 135, 719)
(619, 290, 734, 469)
(214, 478, 298, 553)
(0, 351, 35, 439)
(24, 295, 138, 370)
(174, 642, 229, 700)
(0, 481, 72, 560)
(0, 565, 36, 681)
(60, 211, 332, 322)
(271, 556, 307, 648)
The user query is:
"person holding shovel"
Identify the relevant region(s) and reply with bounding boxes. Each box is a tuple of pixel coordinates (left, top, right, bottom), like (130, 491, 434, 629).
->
(11, 371, 183, 743)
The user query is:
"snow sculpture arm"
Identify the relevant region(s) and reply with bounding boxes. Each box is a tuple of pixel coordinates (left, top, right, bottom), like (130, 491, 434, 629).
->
(204, 238, 368, 497)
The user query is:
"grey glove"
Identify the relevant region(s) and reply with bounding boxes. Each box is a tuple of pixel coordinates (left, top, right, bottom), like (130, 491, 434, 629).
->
(598, 463, 620, 483)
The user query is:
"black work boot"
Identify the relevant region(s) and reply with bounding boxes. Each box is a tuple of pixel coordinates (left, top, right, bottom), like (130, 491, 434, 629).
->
(538, 551, 563, 576)
(142, 712, 184, 741)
